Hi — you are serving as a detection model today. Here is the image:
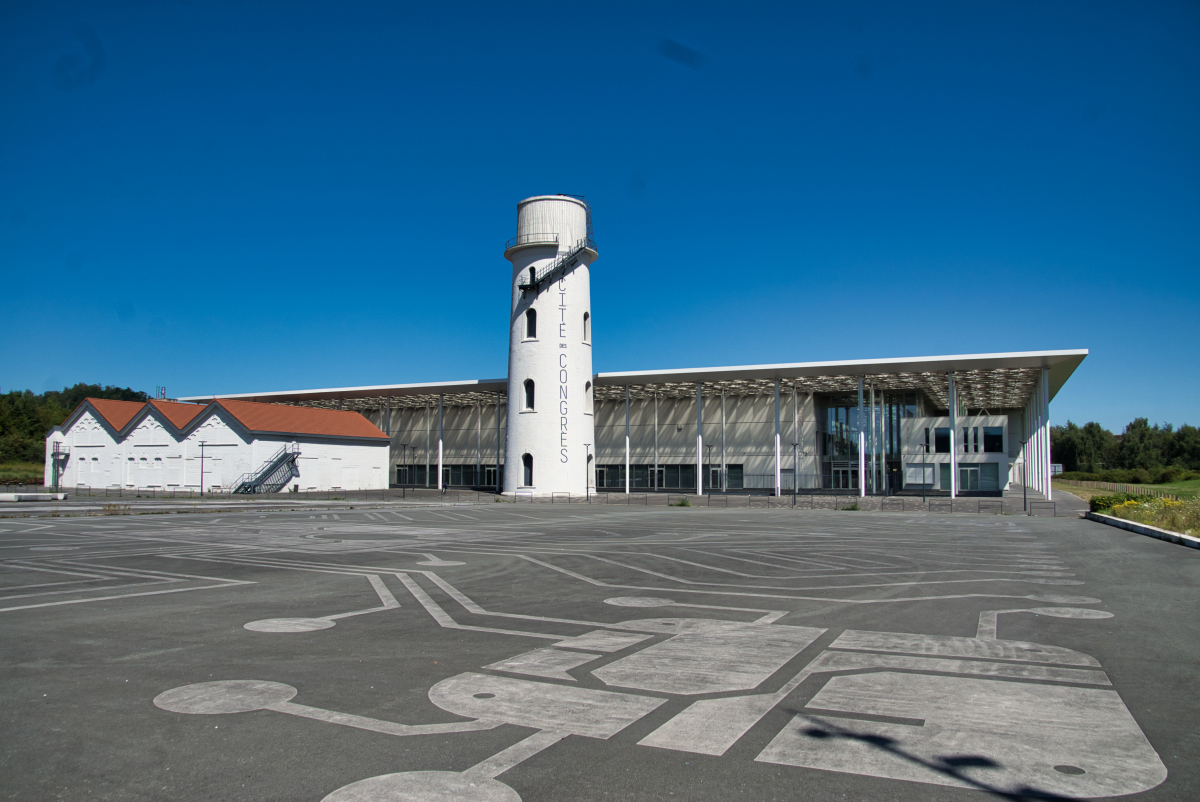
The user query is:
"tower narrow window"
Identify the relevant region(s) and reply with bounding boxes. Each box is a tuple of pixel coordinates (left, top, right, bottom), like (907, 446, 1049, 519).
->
(523, 379, 535, 410)
(582, 312, 590, 342)
(522, 453, 533, 486)
(585, 381, 593, 413)
(525, 308, 537, 339)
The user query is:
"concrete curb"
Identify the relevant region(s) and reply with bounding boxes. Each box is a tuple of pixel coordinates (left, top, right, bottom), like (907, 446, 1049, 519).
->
(0, 493, 67, 502)
(1086, 511, 1200, 550)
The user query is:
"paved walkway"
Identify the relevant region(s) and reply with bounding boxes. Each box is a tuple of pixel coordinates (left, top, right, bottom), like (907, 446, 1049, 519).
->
(1, 504, 1194, 801)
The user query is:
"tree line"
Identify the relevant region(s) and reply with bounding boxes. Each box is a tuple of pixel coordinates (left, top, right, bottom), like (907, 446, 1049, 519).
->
(1051, 418, 1200, 482)
(0, 384, 148, 463)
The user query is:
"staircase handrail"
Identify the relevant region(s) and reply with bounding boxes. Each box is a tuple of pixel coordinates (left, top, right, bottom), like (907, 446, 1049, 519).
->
(232, 443, 301, 493)
(518, 237, 597, 293)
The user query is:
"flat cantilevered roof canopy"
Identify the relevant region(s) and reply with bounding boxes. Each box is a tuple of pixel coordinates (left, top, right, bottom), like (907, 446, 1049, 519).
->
(180, 349, 1086, 413)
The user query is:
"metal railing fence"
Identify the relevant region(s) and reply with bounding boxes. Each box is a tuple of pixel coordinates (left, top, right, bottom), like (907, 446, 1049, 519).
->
(1053, 478, 1179, 501)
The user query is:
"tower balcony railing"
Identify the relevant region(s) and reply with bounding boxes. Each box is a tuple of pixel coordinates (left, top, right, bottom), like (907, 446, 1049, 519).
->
(504, 232, 559, 251)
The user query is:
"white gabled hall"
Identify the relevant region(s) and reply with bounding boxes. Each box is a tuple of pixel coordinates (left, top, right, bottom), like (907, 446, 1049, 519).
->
(45, 398, 389, 492)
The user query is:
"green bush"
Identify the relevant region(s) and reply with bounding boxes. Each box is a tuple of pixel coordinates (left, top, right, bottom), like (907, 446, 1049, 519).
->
(1089, 493, 1154, 513)
(671, 497, 691, 507)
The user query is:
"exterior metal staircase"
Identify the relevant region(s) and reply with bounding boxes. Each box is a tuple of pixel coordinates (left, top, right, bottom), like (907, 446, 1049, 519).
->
(232, 443, 300, 494)
(517, 236, 597, 294)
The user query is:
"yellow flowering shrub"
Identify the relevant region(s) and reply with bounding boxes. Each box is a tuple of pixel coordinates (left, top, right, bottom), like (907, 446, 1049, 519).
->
(1108, 497, 1199, 536)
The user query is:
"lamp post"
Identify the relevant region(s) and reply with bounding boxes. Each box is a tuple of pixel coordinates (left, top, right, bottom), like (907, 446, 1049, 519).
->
(584, 443, 591, 503)
(399, 444, 409, 485)
(198, 441, 207, 497)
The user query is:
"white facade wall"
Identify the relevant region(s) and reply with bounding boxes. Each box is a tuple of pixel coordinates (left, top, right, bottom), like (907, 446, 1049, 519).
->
(899, 415, 1012, 490)
(45, 407, 387, 491)
(503, 196, 596, 495)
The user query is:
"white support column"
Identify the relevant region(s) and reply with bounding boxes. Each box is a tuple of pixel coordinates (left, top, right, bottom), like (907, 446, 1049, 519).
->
(495, 392, 502, 494)
(792, 385, 798, 494)
(624, 386, 631, 495)
(1034, 379, 1041, 497)
(437, 394, 444, 491)
(696, 383, 704, 496)
(1042, 367, 1052, 500)
(653, 393, 659, 491)
(869, 383, 877, 496)
(879, 389, 888, 494)
(773, 379, 782, 497)
(476, 401, 482, 486)
(720, 391, 727, 492)
(857, 376, 866, 498)
(424, 404, 430, 487)
(1032, 389, 1041, 497)
(948, 372, 958, 499)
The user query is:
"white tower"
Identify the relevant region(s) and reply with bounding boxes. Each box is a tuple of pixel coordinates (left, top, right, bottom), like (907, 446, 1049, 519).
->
(503, 195, 598, 496)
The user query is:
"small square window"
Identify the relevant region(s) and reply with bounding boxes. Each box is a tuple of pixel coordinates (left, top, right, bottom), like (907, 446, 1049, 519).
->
(983, 427, 1004, 453)
(934, 428, 951, 454)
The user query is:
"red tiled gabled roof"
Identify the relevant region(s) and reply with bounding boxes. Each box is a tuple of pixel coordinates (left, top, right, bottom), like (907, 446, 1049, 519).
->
(214, 399, 388, 440)
(148, 399, 207, 428)
(83, 398, 147, 431)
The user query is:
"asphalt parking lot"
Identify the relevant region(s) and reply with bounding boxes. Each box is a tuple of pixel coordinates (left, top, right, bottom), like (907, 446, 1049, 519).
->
(2, 504, 1197, 801)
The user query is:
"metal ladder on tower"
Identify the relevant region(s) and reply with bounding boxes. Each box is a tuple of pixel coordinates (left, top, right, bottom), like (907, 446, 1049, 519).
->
(232, 443, 301, 494)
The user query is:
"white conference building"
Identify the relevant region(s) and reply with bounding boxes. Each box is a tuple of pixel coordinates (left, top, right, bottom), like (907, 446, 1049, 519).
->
(172, 194, 1084, 501)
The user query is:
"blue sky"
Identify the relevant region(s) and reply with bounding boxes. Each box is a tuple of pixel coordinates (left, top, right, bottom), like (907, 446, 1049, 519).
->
(2, 0, 1197, 431)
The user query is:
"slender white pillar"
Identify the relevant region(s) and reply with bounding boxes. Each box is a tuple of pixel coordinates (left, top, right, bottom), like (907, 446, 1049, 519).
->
(948, 373, 958, 499)
(868, 383, 876, 496)
(437, 394, 444, 491)
(879, 390, 887, 494)
(1042, 367, 1052, 500)
(624, 386, 630, 494)
(720, 391, 727, 491)
(696, 383, 704, 496)
(476, 401, 481, 486)
(653, 393, 659, 491)
(857, 376, 866, 497)
(495, 392, 502, 493)
(424, 404, 430, 487)
(773, 379, 782, 497)
(792, 386, 799, 494)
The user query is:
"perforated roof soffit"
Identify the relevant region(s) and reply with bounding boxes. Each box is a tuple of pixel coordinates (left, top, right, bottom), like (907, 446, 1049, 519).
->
(589, 368, 1040, 411)
(273, 367, 1042, 413)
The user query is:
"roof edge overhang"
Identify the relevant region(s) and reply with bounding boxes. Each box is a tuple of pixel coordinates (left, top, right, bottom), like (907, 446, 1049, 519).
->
(595, 350, 1089, 403)
(177, 350, 1087, 407)
(180, 378, 509, 405)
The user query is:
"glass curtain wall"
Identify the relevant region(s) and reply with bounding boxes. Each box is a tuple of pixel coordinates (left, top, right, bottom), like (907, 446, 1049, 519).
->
(884, 392, 919, 491)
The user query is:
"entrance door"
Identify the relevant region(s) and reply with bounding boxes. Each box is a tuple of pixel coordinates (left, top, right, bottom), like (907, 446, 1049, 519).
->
(832, 467, 858, 489)
(960, 466, 980, 491)
(939, 463, 951, 491)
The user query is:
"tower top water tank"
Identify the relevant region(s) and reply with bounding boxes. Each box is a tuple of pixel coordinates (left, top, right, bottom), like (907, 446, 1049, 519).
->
(512, 195, 590, 256)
